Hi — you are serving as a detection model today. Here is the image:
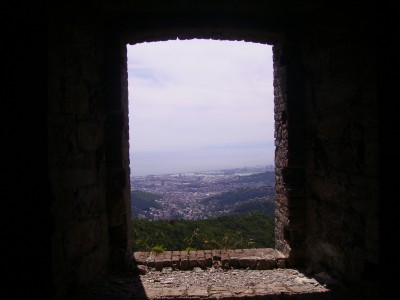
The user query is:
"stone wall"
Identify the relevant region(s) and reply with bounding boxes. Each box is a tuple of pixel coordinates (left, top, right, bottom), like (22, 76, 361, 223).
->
(273, 41, 307, 266)
(132, 248, 287, 271)
(48, 4, 131, 299)
(48, 13, 109, 299)
(48, 1, 381, 299)
(272, 20, 380, 292)
(302, 27, 379, 290)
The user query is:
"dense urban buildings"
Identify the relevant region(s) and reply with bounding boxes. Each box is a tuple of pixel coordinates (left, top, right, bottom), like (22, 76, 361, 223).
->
(131, 165, 275, 220)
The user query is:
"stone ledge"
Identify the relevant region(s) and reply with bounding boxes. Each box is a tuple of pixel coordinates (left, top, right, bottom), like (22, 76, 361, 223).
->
(132, 248, 287, 271)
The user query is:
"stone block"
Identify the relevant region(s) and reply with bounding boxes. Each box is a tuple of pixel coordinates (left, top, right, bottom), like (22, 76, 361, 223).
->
(240, 256, 258, 269)
(221, 252, 230, 269)
(163, 258, 173, 268)
(277, 258, 287, 268)
(180, 258, 189, 270)
(196, 250, 205, 259)
(212, 249, 221, 260)
(154, 257, 165, 270)
(263, 248, 277, 254)
(229, 257, 241, 268)
(163, 251, 172, 259)
(171, 256, 180, 269)
(188, 259, 198, 269)
(256, 258, 276, 270)
(146, 254, 156, 268)
(197, 257, 210, 268)
(221, 259, 230, 269)
(133, 252, 148, 265)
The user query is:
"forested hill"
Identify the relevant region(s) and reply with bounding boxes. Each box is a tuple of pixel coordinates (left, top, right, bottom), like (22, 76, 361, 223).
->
(201, 186, 275, 217)
(131, 190, 162, 219)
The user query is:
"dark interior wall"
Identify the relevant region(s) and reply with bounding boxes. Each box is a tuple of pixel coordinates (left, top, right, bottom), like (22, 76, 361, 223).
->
(272, 9, 380, 291)
(103, 31, 132, 271)
(48, 3, 132, 298)
(48, 12, 108, 300)
(48, 0, 381, 298)
(302, 24, 379, 289)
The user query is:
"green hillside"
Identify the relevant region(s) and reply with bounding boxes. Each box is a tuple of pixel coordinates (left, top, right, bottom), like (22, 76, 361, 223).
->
(201, 186, 275, 217)
(131, 212, 274, 252)
(228, 197, 275, 216)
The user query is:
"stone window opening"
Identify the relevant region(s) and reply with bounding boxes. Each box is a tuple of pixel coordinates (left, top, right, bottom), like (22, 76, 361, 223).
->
(126, 39, 282, 269)
(119, 36, 303, 272)
(118, 37, 323, 298)
(95, 30, 339, 297)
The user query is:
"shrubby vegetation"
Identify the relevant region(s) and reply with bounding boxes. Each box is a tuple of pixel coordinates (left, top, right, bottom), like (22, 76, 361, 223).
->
(131, 211, 274, 252)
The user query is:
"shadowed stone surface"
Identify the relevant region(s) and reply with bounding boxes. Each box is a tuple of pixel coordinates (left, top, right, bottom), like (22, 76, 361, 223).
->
(72, 267, 360, 299)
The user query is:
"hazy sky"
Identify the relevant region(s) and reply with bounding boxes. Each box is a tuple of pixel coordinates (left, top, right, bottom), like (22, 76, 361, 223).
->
(127, 39, 274, 176)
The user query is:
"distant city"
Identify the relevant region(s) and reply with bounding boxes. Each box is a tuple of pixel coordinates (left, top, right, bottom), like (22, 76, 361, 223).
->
(130, 165, 275, 221)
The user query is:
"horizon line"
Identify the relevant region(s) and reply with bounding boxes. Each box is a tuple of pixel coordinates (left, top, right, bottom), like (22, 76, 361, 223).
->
(131, 164, 275, 177)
